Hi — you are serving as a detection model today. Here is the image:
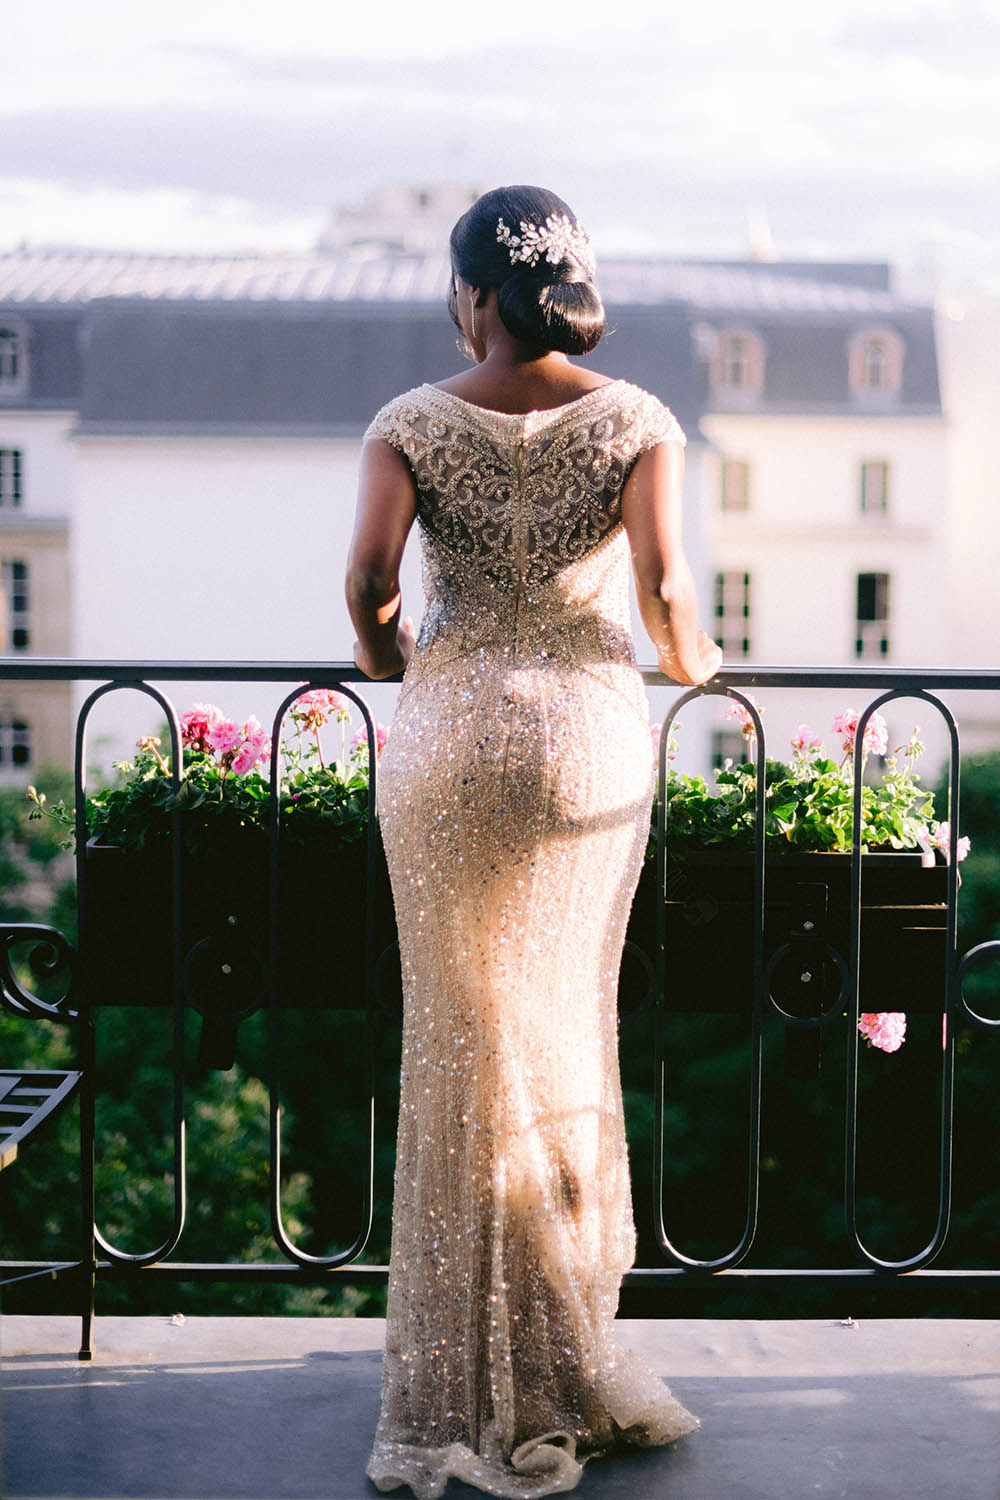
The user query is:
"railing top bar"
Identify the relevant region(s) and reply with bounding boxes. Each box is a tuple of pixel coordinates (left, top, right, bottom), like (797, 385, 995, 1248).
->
(0, 659, 390, 683)
(641, 664, 1000, 691)
(2, 659, 1000, 690)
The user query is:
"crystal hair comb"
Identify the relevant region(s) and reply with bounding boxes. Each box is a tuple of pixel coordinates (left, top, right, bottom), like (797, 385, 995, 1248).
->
(496, 213, 596, 277)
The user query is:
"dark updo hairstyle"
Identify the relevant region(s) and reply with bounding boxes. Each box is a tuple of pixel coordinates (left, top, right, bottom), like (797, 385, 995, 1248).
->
(448, 185, 605, 357)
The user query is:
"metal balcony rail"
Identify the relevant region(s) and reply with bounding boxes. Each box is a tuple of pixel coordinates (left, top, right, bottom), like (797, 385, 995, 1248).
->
(1, 659, 998, 1357)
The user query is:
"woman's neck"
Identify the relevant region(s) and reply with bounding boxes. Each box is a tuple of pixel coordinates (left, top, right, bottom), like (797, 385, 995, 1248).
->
(435, 348, 611, 416)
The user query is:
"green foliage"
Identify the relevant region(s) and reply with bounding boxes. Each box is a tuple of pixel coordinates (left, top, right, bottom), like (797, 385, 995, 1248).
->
(660, 725, 941, 857)
(30, 745, 370, 859)
(0, 767, 76, 923)
(938, 749, 1000, 1017)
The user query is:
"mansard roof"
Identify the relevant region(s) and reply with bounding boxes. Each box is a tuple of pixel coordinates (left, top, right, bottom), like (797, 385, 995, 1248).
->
(0, 247, 901, 314)
(0, 249, 940, 430)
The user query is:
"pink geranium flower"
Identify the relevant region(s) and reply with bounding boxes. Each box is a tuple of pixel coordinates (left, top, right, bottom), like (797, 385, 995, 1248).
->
(726, 695, 761, 744)
(206, 719, 242, 756)
(790, 725, 822, 756)
(228, 716, 271, 775)
(832, 708, 888, 759)
(291, 688, 351, 731)
(180, 703, 224, 754)
(350, 722, 389, 759)
(650, 723, 679, 762)
(930, 821, 971, 863)
(858, 1012, 907, 1053)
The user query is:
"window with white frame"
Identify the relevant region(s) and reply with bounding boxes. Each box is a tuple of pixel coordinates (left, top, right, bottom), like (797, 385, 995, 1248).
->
(0, 448, 23, 507)
(714, 570, 752, 657)
(1, 559, 29, 649)
(725, 337, 751, 388)
(721, 458, 750, 512)
(712, 329, 765, 396)
(860, 460, 890, 515)
(0, 716, 31, 768)
(863, 340, 888, 390)
(855, 572, 890, 659)
(0, 324, 27, 392)
(848, 327, 904, 398)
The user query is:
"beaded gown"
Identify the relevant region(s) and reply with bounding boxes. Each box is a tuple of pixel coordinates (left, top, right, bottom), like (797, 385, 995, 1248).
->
(365, 380, 699, 1499)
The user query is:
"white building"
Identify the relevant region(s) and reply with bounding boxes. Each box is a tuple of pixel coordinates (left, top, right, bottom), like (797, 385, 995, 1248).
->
(935, 293, 1000, 755)
(0, 246, 963, 777)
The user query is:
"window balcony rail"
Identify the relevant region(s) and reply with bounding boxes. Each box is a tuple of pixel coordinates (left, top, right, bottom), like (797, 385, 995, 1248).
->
(1, 658, 998, 1359)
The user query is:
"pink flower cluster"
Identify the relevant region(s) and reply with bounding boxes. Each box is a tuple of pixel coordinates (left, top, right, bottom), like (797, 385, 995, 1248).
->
(832, 709, 888, 759)
(179, 703, 221, 754)
(650, 724, 679, 762)
(180, 703, 271, 776)
(925, 821, 971, 864)
(726, 696, 761, 742)
(858, 1012, 907, 1053)
(290, 688, 351, 731)
(790, 724, 822, 756)
(350, 723, 389, 759)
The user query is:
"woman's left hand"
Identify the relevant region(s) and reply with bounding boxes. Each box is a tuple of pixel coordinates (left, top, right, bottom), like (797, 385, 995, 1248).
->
(353, 616, 416, 679)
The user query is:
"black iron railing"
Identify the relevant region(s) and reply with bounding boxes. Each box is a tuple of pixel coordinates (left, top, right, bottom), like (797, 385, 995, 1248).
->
(1, 659, 998, 1357)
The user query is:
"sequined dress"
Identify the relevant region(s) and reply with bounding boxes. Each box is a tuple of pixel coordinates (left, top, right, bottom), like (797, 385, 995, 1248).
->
(365, 381, 699, 1499)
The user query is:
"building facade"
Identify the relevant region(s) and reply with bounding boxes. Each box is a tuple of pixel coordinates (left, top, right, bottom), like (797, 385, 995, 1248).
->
(0, 247, 956, 774)
(0, 306, 77, 776)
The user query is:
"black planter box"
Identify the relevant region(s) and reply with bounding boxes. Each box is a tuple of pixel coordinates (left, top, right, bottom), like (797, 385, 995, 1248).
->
(624, 849, 948, 1017)
(83, 835, 399, 1027)
(83, 839, 947, 1055)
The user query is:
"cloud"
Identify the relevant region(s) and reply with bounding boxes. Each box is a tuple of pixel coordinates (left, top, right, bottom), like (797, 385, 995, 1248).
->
(838, 4, 1000, 71)
(2, 14, 1000, 285)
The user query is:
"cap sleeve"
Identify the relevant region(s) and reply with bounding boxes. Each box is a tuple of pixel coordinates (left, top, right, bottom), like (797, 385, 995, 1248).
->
(634, 389, 686, 453)
(363, 395, 410, 453)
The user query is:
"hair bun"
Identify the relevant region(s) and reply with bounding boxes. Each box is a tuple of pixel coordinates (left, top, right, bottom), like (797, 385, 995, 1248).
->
(497, 275, 604, 357)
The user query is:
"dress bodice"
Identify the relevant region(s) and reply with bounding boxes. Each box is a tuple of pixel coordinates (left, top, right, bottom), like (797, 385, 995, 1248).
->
(364, 381, 684, 677)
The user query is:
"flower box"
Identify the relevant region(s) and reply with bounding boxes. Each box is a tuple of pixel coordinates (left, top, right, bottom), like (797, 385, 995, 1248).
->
(82, 835, 400, 1066)
(621, 847, 947, 1070)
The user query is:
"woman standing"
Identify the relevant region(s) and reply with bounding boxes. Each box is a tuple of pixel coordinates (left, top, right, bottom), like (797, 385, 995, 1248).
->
(347, 185, 720, 1499)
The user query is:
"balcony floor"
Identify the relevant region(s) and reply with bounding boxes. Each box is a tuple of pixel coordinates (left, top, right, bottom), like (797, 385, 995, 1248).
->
(3, 1315, 998, 1500)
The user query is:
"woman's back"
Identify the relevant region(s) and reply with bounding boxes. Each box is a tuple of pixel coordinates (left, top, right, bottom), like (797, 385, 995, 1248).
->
(364, 379, 684, 686)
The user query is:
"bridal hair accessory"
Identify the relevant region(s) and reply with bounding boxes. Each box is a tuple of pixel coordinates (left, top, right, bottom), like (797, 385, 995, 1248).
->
(496, 214, 596, 277)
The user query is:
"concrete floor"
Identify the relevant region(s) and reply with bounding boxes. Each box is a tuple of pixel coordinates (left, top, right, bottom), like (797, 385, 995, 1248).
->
(2, 1315, 998, 1500)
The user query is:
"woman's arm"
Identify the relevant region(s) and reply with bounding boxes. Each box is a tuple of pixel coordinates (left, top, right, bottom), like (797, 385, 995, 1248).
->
(345, 438, 418, 680)
(621, 440, 722, 686)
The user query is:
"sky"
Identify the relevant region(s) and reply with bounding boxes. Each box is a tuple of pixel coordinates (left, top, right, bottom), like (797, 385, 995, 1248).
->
(3, 0, 1000, 293)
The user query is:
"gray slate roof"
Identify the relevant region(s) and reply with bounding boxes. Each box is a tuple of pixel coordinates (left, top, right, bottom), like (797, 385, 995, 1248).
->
(0, 249, 902, 314)
(66, 299, 703, 438)
(0, 249, 940, 430)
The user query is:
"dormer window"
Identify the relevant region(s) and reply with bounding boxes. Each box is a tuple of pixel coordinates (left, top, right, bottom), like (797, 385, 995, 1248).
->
(724, 337, 750, 388)
(711, 328, 765, 398)
(849, 327, 903, 399)
(0, 322, 28, 394)
(862, 339, 888, 390)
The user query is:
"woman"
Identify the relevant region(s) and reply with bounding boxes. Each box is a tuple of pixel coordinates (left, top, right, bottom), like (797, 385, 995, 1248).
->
(347, 185, 720, 1500)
